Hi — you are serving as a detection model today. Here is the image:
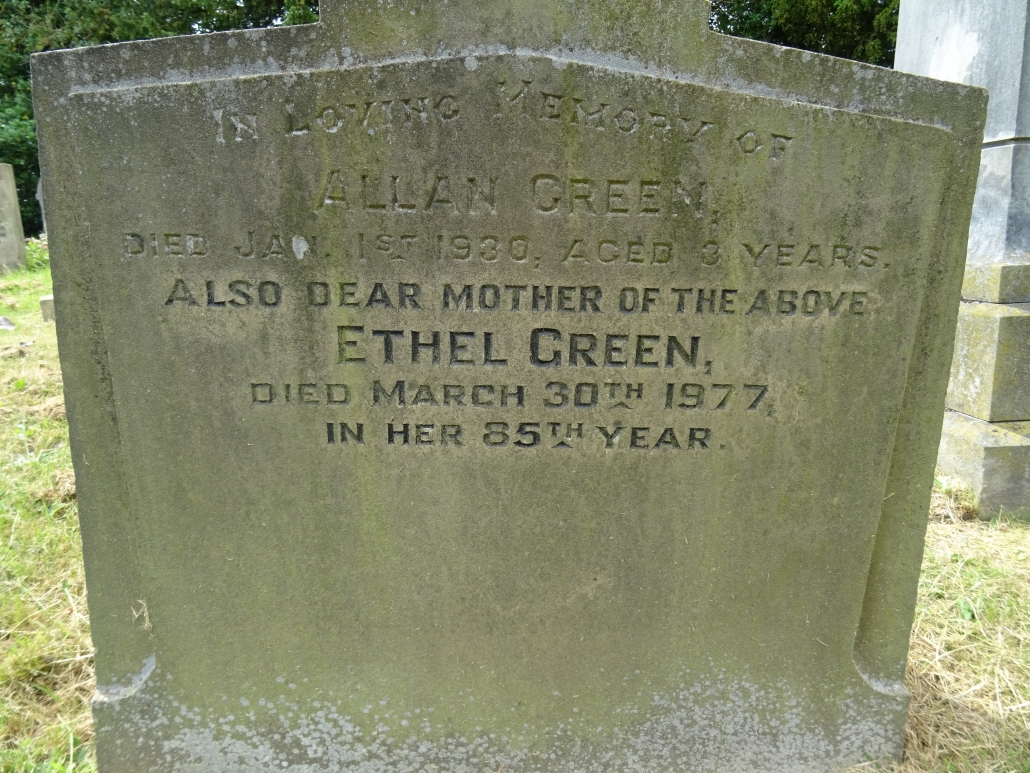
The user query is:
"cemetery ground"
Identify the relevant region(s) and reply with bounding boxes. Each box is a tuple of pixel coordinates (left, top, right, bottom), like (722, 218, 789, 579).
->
(0, 253, 1026, 773)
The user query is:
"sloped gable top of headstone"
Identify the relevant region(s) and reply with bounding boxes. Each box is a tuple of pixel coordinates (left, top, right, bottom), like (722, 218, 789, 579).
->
(35, 0, 980, 126)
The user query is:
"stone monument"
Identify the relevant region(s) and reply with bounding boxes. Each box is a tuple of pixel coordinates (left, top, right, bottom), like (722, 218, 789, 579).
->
(32, 1, 985, 770)
(0, 164, 26, 272)
(36, 178, 47, 234)
(40, 294, 55, 322)
(897, 0, 1030, 518)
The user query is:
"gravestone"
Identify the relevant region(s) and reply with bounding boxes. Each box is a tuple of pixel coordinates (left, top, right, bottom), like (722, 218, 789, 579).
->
(36, 178, 46, 234)
(32, 1, 985, 770)
(897, 0, 1030, 517)
(40, 294, 55, 322)
(0, 164, 26, 271)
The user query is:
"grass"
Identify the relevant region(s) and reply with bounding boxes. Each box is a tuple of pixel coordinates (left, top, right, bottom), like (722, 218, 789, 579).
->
(0, 244, 93, 773)
(898, 494, 1030, 772)
(843, 486, 1030, 773)
(0, 245, 1028, 772)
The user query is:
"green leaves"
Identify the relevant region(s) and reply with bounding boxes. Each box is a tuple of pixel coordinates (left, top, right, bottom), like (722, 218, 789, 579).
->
(0, 82, 39, 234)
(710, 0, 900, 68)
(956, 597, 977, 621)
(282, 0, 319, 26)
(25, 237, 49, 271)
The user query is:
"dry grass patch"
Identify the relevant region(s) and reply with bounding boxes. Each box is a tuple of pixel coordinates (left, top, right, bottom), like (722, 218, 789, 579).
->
(0, 262, 94, 773)
(902, 502, 1030, 772)
(847, 483, 1030, 772)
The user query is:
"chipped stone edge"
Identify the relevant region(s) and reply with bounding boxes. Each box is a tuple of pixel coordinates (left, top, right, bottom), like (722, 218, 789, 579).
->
(94, 654, 156, 704)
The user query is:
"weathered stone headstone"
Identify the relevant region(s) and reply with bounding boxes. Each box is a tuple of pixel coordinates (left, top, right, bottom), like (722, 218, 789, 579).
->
(32, 1, 985, 770)
(0, 164, 26, 272)
(36, 178, 46, 234)
(897, 0, 1030, 517)
(40, 294, 55, 322)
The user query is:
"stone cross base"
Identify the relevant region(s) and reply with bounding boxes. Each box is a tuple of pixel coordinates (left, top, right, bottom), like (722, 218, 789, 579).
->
(938, 412, 1030, 517)
(938, 268, 1030, 516)
(896, 0, 1030, 518)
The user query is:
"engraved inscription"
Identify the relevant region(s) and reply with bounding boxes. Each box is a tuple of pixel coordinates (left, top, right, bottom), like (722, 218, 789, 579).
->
(155, 273, 882, 451)
(285, 93, 460, 136)
(214, 110, 258, 143)
(138, 59, 921, 458)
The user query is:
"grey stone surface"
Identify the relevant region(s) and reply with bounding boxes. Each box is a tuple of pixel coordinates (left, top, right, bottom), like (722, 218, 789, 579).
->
(964, 144, 1030, 272)
(32, 1, 985, 771)
(962, 261, 1030, 303)
(895, 0, 1029, 143)
(36, 178, 46, 234)
(947, 301, 1030, 422)
(938, 411, 1030, 517)
(0, 164, 26, 272)
(40, 294, 54, 322)
(897, 0, 1030, 508)
(897, 1, 1030, 279)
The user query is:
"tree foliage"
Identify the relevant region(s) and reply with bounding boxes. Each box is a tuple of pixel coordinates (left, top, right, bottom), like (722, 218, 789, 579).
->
(710, 0, 900, 68)
(0, 0, 318, 235)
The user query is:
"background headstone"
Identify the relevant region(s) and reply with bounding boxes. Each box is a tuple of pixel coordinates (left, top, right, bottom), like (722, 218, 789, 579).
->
(897, 0, 1030, 517)
(36, 178, 46, 234)
(0, 164, 26, 272)
(40, 294, 55, 322)
(32, 1, 985, 770)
